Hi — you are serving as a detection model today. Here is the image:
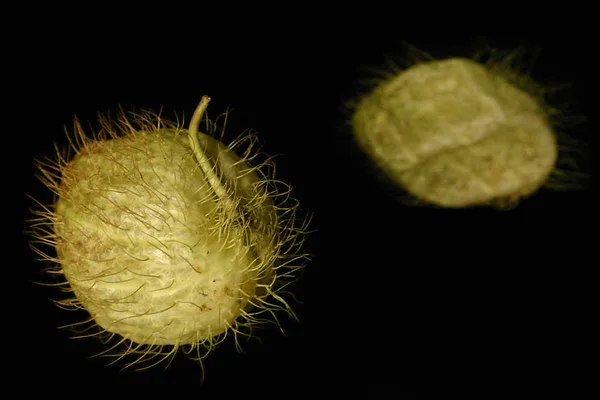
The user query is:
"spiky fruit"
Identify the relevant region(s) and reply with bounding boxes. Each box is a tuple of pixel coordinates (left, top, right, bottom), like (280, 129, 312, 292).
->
(351, 49, 585, 209)
(30, 96, 311, 370)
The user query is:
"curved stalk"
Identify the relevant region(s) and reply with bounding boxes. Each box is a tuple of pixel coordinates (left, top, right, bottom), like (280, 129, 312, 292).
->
(188, 96, 235, 209)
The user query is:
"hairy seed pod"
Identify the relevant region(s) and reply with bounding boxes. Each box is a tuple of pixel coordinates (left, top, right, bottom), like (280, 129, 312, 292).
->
(351, 47, 587, 209)
(29, 96, 311, 371)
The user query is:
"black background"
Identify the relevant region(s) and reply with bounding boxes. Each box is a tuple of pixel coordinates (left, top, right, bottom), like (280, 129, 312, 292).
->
(13, 18, 594, 397)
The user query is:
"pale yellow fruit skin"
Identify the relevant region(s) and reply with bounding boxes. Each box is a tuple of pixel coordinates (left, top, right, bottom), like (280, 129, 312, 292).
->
(352, 58, 558, 207)
(55, 128, 274, 346)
